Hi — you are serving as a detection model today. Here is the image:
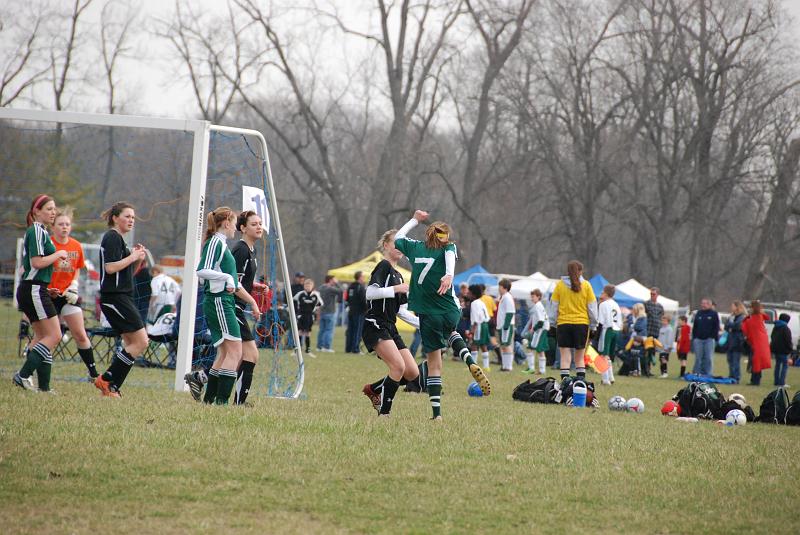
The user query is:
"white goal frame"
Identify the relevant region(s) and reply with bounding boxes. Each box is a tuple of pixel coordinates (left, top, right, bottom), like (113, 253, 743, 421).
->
(0, 107, 304, 398)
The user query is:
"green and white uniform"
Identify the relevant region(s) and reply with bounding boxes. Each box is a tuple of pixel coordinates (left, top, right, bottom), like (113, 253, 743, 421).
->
(470, 298, 490, 346)
(394, 220, 460, 353)
(21, 222, 56, 282)
(197, 232, 240, 347)
(497, 292, 515, 346)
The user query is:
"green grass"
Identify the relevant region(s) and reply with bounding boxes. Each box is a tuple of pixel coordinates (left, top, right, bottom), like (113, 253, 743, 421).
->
(1, 323, 799, 534)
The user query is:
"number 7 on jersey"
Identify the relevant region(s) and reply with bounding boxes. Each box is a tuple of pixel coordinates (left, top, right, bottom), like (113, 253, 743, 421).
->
(414, 257, 434, 283)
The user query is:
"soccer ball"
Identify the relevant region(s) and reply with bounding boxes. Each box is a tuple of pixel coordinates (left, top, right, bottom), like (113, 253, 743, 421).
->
(467, 381, 483, 397)
(729, 393, 747, 409)
(725, 409, 747, 426)
(608, 395, 627, 411)
(661, 400, 681, 416)
(626, 397, 645, 413)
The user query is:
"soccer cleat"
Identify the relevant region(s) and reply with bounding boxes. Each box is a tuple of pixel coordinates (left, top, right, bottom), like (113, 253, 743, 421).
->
(522, 368, 537, 374)
(660, 373, 668, 379)
(362, 384, 381, 413)
(430, 415, 443, 421)
(39, 389, 57, 395)
(184, 371, 206, 402)
(94, 375, 113, 396)
(105, 386, 122, 398)
(13, 373, 36, 391)
(468, 364, 491, 396)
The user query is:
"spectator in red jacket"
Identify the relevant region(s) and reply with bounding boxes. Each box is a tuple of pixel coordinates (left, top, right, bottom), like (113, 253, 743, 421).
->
(741, 300, 771, 386)
(676, 315, 691, 377)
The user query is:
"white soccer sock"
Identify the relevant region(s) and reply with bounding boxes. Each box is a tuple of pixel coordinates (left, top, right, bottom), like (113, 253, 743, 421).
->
(481, 352, 490, 368)
(526, 352, 534, 370)
(501, 352, 513, 371)
(607, 357, 615, 382)
(538, 353, 546, 374)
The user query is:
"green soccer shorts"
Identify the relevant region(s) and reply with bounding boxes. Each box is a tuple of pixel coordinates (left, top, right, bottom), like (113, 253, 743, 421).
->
(203, 293, 241, 347)
(419, 309, 461, 354)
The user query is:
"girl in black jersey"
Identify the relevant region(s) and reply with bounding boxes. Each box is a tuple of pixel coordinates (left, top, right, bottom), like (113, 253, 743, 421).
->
(232, 210, 263, 404)
(94, 202, 149, 398)
(361, 229, 424, 416)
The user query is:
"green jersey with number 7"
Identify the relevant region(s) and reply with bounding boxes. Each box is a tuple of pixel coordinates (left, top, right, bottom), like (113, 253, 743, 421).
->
(394, 236, 459, 315)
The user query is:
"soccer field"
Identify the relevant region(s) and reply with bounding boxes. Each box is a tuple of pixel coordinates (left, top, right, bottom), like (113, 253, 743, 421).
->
(1, 326, 799, 534)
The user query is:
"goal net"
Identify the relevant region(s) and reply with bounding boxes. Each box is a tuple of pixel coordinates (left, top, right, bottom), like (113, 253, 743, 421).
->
(0, 108, 304, 398)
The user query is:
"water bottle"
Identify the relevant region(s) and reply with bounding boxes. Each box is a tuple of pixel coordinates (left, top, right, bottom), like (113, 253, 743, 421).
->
(572, 380, 587, 408)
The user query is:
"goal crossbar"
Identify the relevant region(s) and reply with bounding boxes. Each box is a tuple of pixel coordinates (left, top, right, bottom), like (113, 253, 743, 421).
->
(0, 107, 304, 398)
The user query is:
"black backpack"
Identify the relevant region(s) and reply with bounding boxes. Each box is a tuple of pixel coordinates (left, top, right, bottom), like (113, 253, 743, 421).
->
(556, 376, 599, 408)
(512, 377, 558, 404)
(756, 387, 790, 424)
(675, 382, 725, 420)
(785, 391, 800, 426)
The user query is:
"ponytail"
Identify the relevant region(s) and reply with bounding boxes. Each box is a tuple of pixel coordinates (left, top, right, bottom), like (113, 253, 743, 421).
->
(567, 260, 583, 292)
(101, 201, 134, 227)
(205, 206, 234, 242)
(27, 194, 53, 226)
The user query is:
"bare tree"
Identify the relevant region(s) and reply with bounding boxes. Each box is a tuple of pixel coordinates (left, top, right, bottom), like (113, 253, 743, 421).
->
(50, 0, 93, 113)
(0, 4, 50, 107)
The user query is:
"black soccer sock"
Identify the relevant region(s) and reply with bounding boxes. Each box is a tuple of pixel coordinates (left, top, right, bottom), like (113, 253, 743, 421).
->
(379, 376, 401, 415)
(20, 342, 47, 379)
(235, 360, 256, 405)
(680, 365, 686, 377)
(204, 369, 220, 404)
(78, 347, 98, 377)
(660, 361, 668, 374)
(576, 366, 586, 380)
(560, 368, 570, 379)
(111, 348, 134, 390)
(493, 346, 501, 363)
(215, 369, 237, 405)
(370, 378, 384, 393)
(448, 332, 475, 367)
(305, 335, 311, 352)
(427, 376, 442, 418)
(417, 361, 428, 392)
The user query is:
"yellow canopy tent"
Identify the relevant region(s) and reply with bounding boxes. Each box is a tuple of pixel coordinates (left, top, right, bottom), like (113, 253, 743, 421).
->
(327, 252, 416, 332)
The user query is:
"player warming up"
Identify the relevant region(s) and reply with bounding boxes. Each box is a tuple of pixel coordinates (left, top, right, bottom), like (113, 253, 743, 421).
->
(14, 195, 68, 392)
(394, 210, 491, 421)
(195, 207, 260, 405)
(94, 202, 149, 397)
(49, 207, 98, 380)
(361, 229, 424, 416)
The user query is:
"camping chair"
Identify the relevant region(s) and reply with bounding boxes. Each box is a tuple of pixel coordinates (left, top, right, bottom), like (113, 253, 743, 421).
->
(87, 326, 121, 364)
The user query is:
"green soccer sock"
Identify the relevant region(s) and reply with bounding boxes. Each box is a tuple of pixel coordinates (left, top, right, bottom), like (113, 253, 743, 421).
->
(204, 369, 220, 404)
(427, 375, 442, 418)
(215, 370, 237, 405)
(448, 332, 475, 366)
(20, 342, 47, 378)
(37, 361, 52, 391)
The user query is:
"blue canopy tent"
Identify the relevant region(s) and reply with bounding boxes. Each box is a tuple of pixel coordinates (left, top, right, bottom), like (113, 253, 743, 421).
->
(454, 264, 497, 295)
(588, 274, 640, 309)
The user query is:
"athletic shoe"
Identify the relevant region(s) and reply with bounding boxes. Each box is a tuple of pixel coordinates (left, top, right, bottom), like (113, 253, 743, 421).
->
(321, 348, 335, 353)
(468, 364, 491, 396)
(660, 373, 668, 379)
(601, 380, 611, 386)
(484, 366, 491, 373)
(105, 386, 121, 398)
(500, 368, 511, 372)
(305, 352, 317, 359)
(430, 416, 443, 421)
(522, 368, 537, 374)
(39, 389, 57, 395)
(13, 373, 36, 391)
(94, 375, 113, 396)
(184, 372, 205, 402)
(362, 384, 381, 413)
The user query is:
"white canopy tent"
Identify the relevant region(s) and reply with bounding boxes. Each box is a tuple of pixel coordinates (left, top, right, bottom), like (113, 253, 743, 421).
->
(510, 274, 559, 305)
(615, 278, 680, 312)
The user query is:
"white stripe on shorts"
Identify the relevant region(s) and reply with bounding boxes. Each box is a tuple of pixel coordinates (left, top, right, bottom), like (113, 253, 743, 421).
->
(31, 286, 46, 319)
(215, 297, 229, 335)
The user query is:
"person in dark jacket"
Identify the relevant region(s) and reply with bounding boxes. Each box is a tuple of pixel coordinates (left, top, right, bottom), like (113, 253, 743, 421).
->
(345, 271, 367, 353)
(691, 298, 720, 376)
(724, 301, 747, 383)
(771, 313, 793, 387)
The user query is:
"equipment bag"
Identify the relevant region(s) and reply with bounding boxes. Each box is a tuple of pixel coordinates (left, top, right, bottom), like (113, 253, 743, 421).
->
(675, 382, 725, 420)
(512, 377, 558, 404)
(718, 400, 756, 423)
(782, 391, 800, 426)
(756, 387, 790, 424)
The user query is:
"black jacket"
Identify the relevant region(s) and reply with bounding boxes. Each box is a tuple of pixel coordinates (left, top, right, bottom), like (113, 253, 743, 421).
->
(770, 322, 793, 355)
(346, 281, 366, 315)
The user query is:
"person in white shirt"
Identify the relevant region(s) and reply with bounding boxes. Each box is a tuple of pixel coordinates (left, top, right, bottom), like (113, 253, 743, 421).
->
(523, 288, 550, 374)
(149, 265, 181, 322)
(468, 284, 492, 370)
(597, 284, 622, 385)
(496, 279, 516, 371)
(657, 315, 675, 378)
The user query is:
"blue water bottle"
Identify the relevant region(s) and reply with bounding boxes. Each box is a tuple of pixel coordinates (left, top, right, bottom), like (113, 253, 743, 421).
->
(572, 380, 587, 408)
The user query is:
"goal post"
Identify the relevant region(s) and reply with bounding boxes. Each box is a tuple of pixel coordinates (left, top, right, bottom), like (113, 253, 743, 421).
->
(0, 107, 304, 398)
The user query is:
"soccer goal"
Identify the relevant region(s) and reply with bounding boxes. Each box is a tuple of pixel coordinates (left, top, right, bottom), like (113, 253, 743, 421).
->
(0, 108, 304, 398)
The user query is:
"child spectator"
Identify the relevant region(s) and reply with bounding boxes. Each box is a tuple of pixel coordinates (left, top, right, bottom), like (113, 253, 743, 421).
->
(522, 288, 549, 375)
(676, 315, 691, 378)
(596, 284, 621, 385)
(657, 315, 674, 378)
(468, 284, 492, 370)
(294, 278, 323, 356)
(771, 313, 792, 387)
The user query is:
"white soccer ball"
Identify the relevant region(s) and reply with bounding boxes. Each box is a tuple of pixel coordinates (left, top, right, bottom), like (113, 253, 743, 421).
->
(626, 397, 645, 413)
(729, 393, 747, 409)
(725, 409, 747, 426)
(608, 395, 627, 411)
